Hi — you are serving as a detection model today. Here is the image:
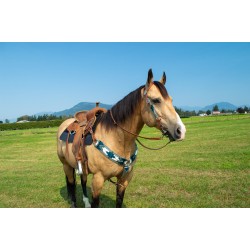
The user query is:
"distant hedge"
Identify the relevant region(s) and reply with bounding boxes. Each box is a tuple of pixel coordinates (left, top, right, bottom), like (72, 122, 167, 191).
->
(0, 120, 64, 131)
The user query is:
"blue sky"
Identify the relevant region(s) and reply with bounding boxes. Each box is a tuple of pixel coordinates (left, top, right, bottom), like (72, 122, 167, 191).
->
(0, 42, 250, 120)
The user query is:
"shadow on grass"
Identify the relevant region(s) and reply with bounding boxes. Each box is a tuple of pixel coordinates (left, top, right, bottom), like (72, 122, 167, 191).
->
(60, 184, 127, 208)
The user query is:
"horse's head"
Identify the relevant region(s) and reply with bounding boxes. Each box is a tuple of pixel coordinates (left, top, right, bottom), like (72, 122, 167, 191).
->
(141, 69, 186, 141)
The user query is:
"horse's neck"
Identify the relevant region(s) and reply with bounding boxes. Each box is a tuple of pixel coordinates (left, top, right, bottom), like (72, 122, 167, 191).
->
(115, 107, 144, 148)
(97, 105, 144, 158)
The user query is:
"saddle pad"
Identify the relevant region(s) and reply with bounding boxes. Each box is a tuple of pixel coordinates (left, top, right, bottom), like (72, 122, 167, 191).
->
(59, 130, 93, 146)
(84, 133, 93, 145)
(60, 130, 75, 143)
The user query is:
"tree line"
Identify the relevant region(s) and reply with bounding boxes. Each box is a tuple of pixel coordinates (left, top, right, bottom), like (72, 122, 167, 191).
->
(175, 105, 250, 117)
(1, 105, 249, 124)
(16, 114, 72, 122)
(0, 119, 10, 124)
(0, 114, 72, 124)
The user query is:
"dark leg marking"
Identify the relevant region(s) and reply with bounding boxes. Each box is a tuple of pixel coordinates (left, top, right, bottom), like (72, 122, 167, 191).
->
(91, 196, 100, 208)
(116, 186, 126, 208)
(80, 175, 88, 197)
(66, 169, 77, 208)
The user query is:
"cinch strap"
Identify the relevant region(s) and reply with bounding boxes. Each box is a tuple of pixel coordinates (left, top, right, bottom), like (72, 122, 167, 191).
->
(94, 140, 138, 173)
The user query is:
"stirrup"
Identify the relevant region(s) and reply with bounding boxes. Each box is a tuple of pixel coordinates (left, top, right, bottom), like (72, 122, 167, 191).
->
(76, 161, 83, 175)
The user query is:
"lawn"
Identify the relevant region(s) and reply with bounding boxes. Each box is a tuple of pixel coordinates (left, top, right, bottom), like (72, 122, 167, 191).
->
(0, 115, 249, 208)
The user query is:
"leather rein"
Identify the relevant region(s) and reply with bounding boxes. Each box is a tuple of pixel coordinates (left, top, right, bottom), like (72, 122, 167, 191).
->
(110, 83, 171, 150)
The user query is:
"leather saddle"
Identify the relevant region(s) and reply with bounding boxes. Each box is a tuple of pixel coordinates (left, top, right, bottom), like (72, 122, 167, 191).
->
(60, 107, 107, 174)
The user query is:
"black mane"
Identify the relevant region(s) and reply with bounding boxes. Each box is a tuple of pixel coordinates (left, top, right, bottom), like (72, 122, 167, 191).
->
(100, 82, 169, 131)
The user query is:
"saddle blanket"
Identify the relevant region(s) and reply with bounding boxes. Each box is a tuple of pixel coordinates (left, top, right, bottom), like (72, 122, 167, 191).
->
(60, 130, 93, 146)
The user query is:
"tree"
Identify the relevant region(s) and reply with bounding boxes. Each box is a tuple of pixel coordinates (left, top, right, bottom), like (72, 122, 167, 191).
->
(17, 115, 29, 122)
(206, 110, 211, 115)
(5, 119, 10, 124)
(213, 105, 219, 112)
(243, 106, 249, 113)
(237, 107, 245, 114)
(0, 121, 3, 124)
(174, 107, 197, 118)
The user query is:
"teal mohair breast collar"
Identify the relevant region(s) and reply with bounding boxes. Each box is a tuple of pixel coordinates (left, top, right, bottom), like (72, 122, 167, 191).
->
(94, 140, 138, 173)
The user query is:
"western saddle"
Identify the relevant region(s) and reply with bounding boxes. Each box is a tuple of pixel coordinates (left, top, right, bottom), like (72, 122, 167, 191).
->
(65, 102, 107, 175)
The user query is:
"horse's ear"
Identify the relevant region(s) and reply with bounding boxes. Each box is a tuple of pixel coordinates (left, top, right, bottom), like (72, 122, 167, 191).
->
(159, 72, 166, 85)
(144, 69, 153, 95)
(146, 69, 154, 85)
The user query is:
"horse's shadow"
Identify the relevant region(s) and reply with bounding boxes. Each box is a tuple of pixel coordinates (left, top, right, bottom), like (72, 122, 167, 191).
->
(60, 184, 127, 208)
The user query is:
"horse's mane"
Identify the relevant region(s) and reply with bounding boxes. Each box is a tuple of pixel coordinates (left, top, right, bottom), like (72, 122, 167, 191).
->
(100, 81, 169, 131)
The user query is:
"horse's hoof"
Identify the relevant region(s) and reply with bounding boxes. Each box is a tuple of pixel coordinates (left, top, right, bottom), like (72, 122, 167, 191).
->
(83, 196, 91, 208)
(71, 202, 77, 208)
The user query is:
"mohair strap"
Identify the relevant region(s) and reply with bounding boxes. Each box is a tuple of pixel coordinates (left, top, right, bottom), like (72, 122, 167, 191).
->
(94, 140, 138, 173)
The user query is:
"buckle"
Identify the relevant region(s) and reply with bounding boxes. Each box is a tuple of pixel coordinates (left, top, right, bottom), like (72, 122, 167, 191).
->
(124, 159, 132, 167)
(94, 140, 100, 147)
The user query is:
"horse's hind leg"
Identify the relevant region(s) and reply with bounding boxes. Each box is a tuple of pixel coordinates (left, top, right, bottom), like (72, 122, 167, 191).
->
(80, 174, 91, 208)
(63, 163, 77, 208)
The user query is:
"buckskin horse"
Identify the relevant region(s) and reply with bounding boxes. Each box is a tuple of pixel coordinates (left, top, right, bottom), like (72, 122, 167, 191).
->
(57, 69, 186, 208)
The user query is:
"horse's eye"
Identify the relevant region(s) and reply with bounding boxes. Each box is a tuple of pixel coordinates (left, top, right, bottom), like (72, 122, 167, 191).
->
(152, 98, 161, 104)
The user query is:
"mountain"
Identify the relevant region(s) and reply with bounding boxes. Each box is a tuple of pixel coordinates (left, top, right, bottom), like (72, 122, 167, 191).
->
(202, 102, 238, 111)
(178, 102, 238, 112)
(53, 102, 113, 117)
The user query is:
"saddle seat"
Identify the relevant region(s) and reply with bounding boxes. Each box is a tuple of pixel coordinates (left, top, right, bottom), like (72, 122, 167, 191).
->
(74, 107, 107, 125)
(74, 110, 87, 124)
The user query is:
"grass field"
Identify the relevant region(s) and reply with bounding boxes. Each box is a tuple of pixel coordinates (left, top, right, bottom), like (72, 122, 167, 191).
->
(0, 115, 249, 208)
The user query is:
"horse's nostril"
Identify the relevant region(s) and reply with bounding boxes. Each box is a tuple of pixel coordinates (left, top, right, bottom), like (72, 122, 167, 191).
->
(176, 127, 181, 135)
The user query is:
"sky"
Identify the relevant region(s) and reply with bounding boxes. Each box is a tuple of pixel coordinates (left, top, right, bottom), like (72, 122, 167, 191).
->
(0, 42, 250, 120)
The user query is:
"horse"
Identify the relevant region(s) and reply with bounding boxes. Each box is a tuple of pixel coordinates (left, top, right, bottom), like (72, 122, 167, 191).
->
(57, 69, 186, 208)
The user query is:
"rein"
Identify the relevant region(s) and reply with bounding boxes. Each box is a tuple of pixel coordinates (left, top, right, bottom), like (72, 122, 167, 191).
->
(109, 83, 172, 151)
(136, 137, 171, 151)
(110, 109, 162, 141)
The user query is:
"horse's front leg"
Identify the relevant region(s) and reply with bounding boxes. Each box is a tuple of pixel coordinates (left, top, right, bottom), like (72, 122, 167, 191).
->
(116, 170, 134, 208)
(91, 173, 104, 208)
(116, 184, 126, 208)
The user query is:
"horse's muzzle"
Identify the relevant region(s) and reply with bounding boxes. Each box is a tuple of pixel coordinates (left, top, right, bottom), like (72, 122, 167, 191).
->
(162, 124, 186, 142)
(162, 129, 175, 142)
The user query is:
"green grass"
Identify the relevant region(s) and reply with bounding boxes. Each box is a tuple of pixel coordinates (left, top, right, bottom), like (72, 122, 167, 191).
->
(0, 115, 249, 208)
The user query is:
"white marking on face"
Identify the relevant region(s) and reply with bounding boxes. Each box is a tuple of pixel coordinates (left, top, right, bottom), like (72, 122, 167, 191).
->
(176, 113, 186, 140)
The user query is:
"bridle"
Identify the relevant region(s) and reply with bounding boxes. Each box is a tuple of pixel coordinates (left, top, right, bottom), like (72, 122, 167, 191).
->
(110, 82, 172, 150)
(144, 81, 166, 133)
